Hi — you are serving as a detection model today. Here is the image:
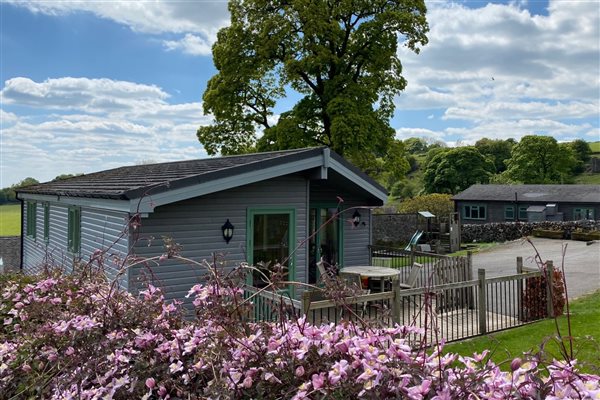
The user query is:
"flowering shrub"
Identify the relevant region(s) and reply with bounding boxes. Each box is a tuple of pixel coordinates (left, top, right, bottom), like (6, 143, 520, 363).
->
(1, 268, 599, 399)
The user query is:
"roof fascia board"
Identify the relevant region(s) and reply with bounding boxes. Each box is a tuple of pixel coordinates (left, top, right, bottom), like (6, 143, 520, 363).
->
(131, 155, 324, 213)
(328, 158, 387, 203)
(17, 193, 130, 213)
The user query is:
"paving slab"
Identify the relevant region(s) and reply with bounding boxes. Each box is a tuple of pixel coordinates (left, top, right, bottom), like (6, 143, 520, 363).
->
(471, 237, 600, 299)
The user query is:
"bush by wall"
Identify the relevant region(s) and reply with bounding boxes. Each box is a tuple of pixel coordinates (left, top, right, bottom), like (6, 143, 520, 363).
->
(461, 220, 600, 243)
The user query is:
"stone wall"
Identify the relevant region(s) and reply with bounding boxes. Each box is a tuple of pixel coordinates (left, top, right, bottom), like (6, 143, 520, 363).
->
(0, 236, 21, 273)
(461, 220, 600, 243)
(372, 213, 418, 246)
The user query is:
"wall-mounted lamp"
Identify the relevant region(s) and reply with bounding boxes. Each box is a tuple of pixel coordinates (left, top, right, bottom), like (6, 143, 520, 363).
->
(222, 219, 234, 243)
(352, 210, 361, 227)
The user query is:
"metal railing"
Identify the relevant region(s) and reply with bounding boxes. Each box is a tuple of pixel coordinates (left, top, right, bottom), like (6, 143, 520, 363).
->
(369, 245, 472, 288)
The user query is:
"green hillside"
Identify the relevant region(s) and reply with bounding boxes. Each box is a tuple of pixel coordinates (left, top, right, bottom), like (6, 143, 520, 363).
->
(0, 204, 21, 236)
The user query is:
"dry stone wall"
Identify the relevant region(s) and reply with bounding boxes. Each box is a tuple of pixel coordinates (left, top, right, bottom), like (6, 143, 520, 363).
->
(0, 236, 21, 273)
(372, 213, 418, 246)
(461, 221, 600, 243)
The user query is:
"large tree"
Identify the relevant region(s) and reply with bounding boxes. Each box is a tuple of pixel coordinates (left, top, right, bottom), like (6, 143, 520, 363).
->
(474, 138, 515, 173)
(423, 147, 495, 194)
(505, 135, 576, 183)
(198, 0, 429, 173)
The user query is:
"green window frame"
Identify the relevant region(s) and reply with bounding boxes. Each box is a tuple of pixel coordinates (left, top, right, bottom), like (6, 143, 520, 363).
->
(246, 207, 296, 295)
(67, 207, 81, 253)
(463, 204, 487, 220)
(504, 205, 515, 220)
(26, 202, 37, 239)
(309, 204, 345, 284)
(518, 206, 528, 220)
(43, 203, 50, 242)
(574, 208, 595, 220)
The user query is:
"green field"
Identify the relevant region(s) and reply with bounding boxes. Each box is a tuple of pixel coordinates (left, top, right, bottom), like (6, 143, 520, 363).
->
(444, 290, 600, 374)
(573, 172, 600, 184)
(0, 204, 21, 236)
(589, 141, 600, 153)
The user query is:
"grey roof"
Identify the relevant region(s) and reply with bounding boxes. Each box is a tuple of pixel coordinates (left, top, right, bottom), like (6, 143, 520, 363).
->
(17, 147, 386, 200)
(453, 184, 600, 204)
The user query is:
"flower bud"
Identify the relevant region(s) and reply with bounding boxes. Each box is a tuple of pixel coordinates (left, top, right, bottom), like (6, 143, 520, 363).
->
(511, 358, 522, 371)
(145, 377, 156, 389)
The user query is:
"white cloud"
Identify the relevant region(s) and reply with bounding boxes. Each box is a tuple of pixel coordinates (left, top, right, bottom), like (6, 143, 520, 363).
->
(394, 0, 599, 143)
(1, 77, 169, 112)
(5, 0, 229, 56)
(1, 77, 212, 186)
(163, 33, 213, 56)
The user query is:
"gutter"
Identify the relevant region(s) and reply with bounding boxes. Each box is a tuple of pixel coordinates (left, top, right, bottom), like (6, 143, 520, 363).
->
(16, 192, 24, 272)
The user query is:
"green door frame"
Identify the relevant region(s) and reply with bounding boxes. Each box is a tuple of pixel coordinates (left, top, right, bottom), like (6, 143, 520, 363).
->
(246, 207, 296, 295)
(309, 203, 345, 276)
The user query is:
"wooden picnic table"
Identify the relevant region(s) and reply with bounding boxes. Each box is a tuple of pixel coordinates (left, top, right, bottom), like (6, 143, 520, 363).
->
(339, 266, 401, 292)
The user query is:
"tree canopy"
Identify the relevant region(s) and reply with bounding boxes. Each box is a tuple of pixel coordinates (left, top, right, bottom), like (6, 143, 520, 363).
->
(474, 138, 515, 173)
(505, 135, 576, 183)
(198, 0, 429, 174)
(423, 147, 495, 194)
(0, 177, 39, 203)
(397, 193, 454, 216)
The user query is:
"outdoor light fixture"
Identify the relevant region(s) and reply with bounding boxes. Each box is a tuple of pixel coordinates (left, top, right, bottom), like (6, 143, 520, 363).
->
(221, 219, 234, 243)
(352, 210, 361, 227)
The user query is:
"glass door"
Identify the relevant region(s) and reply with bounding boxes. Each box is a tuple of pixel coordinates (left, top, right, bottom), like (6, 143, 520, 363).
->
(308, 206, 342, 284)
(247, 209, 295, 292)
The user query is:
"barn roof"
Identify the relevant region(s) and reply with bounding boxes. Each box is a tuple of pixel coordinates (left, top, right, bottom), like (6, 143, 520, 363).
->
(452, 184, 600, 204)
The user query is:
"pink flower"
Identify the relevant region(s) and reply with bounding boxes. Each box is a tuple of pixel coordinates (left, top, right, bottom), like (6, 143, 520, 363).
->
(295, 366, 305, 377)
(242, 376, 253, 388)
(311, 373, 325, 390)
(145, 378, 156, 389)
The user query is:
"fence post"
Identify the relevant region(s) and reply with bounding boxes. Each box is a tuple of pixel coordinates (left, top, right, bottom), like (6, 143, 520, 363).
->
(466, 251, 475, 309)
(302, 291, 311, 316)
(477, 268, 487, 335)
(546, 261, 554, 318)
(410, 244, 416, 267)
(516, 257, 524, 321)
(392, 280, 402, 325)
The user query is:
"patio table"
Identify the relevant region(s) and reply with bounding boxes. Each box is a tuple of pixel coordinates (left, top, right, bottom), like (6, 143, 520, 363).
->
(339, 266, 401, 292)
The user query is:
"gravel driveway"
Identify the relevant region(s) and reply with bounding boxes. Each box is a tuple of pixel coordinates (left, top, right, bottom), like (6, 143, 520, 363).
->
(472, 237, 600, 299)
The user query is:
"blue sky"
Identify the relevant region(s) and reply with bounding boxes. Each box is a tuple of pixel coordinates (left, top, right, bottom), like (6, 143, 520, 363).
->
(1, 0, 599, 186)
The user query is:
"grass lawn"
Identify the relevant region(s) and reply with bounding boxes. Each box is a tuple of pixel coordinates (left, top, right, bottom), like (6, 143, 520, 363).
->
(573, 172, 600, 184)
(0, 203, 21, 236)
(443, 290, 600, 374)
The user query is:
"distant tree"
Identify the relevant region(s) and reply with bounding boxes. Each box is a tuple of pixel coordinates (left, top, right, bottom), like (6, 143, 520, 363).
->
(506, 136, 576, 183)
(0, 177, 39, 203)
(404, 138, 428, 154)
(570, 139, 592, 163)
(474, 138, 515, 173)
(198, 0, 429, 175)
(53, 173, 83, 181)
(353, 139, 410, 189)
(397, 193, 454, 216)
(423, 146, 449, 167)
(423, 147, 495, 194)
(15, 177, 39, 188)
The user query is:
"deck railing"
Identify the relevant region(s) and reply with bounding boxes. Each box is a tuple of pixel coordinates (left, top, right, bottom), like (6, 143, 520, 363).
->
(369, 245, 472, 288)
(243, 258, 555, 345)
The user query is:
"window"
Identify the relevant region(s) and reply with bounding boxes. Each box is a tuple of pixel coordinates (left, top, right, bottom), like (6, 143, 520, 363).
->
(505, 206, 515, 220)
(463, 204, 486, 220)
(68, 207, 81, 253)
(518, 206, 528, 220)
(43, 203, 50, 242)
(574, 208, 595, 220)
(26, 202, 37, 239)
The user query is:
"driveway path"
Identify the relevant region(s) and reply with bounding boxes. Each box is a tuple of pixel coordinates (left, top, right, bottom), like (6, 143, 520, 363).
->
(472, 238, 600, 299)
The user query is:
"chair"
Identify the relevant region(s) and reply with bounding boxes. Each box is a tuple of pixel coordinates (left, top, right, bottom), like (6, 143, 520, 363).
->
(317, 259, 335, 285)
(398, 262, 423, 289)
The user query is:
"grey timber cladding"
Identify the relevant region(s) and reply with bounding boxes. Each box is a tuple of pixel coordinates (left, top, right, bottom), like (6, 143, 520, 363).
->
(129, 176, 308, 302)
(22, 201, 130, 288)
(309, 181, 372, 267)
